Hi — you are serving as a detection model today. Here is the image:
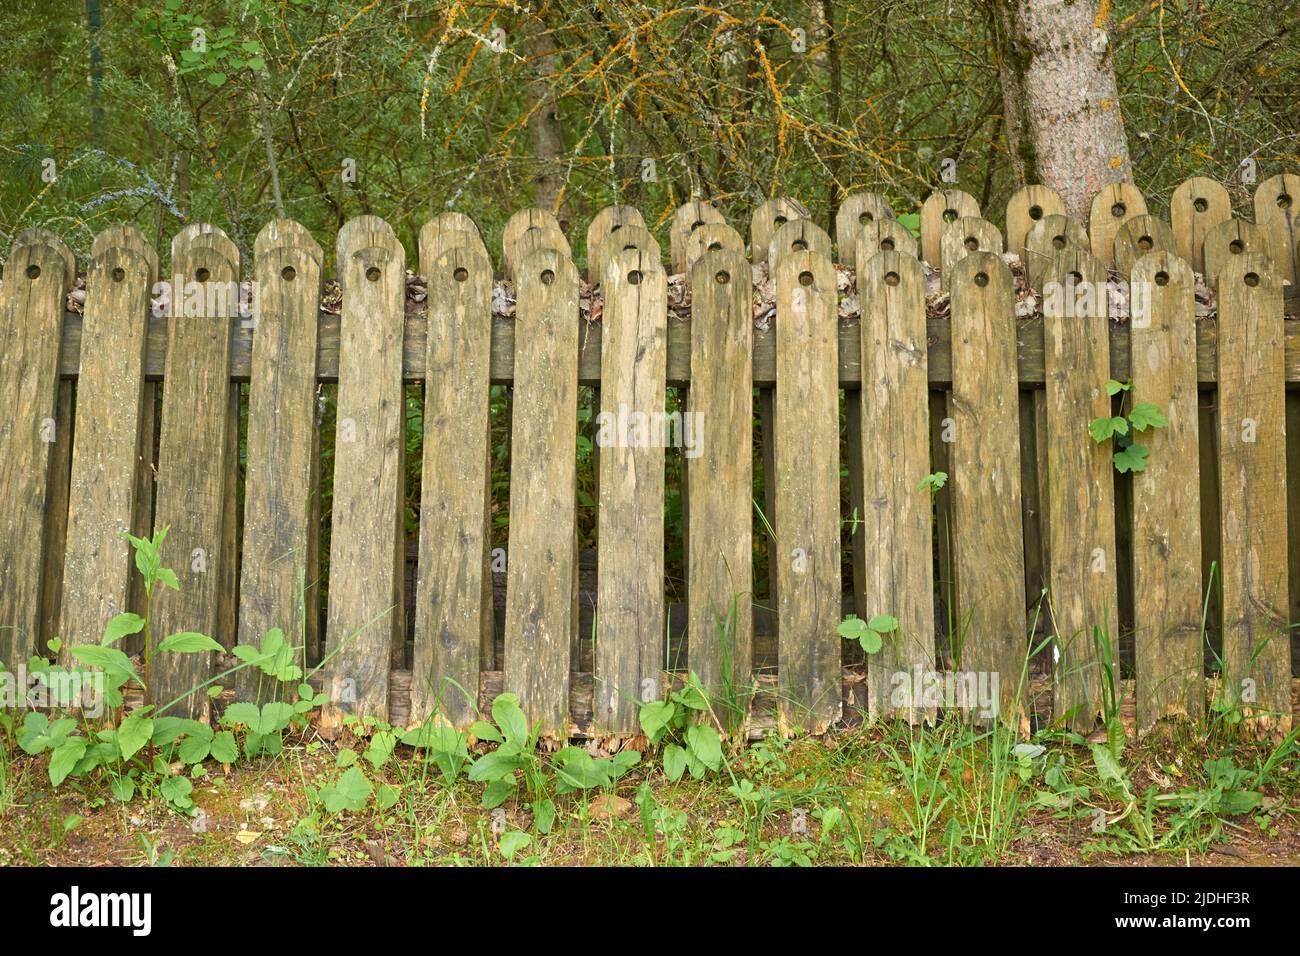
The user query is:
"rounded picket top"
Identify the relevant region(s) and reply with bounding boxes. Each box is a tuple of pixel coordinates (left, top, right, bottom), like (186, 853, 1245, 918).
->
(940, 216, 1002, 288)
(687, 245, 750, 302)
(511, 223, 571, 282)
(171, 223, 239, 281)
(603, 244, 667, 309)
(1113, 215, 1176, 277)
(1040, 248, 1107, 321)
(834, 192, 895, 258)
(775, 245, 837, 302)
(1005, 185, 1065, 259)
(90, 241, 159, 297)
(1130, 249, 1195, 331)
(516, 245, 580, 313)
(750, 196, 810, 263)
(90, 224, 160, 275)
(1202, 218, 1268, 288)
(768, 218, 831, 272)
(855, 218, 918, 266)
(593, 224, 661, 286)
(1252, 172, 1300, 286)
(670, 200, 726, 274)
(586, 204, 647, 283)
(336, 215, 405, 292)
(1170, 176, 1231, 273)
(948, 247, 1014, 303)
(1217, 249, 1281, 299)
(685, 222, 744, 273)
(1088, 182, 1147, 268)
(1024, 213, 1089, 289)
(420, 213, 487, 274)
(503, 207, 564, 279)
(254, 219, 323, 265)
(919, 188, 980, 267)
(9, 227, 76, 289)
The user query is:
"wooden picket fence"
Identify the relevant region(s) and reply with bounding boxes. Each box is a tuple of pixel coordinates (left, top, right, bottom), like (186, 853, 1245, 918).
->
(2, 175, 1298, 740)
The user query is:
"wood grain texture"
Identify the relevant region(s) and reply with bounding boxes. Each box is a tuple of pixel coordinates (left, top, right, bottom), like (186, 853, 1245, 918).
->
(1113, 215, 1176, 276)
(750, 197, 810, 264)
(320, 217, 406, 732)
(670, 201, 726, 275)
(834, 192, 894, 263)
(773, 251, 841, 734)
(1129, 252, 1203, 730)
(150, 226, 238, 718)
(1216, 252, 1292, 735)
(594, 248, 667, 733)
(768, 218, 831, 273)
(59, 227, 156, 650)
(502, 208, 566, 281)
(920, 189, 979, 268)
(686, 249, 753, 719)
(1170, 176, 1231, 274)
(1005, 185, 1065, 260)
(1203, 219, 1267, 288)
(236, 220, 323, 703)
(856, 249, 934, 723)
(1253, 173, 1300, 288)
(586, 204, 647, 284)
(1025, 214, 1089, 289)
(592, 224, 660, 284)
(504, 248, 580, 735)
(853, 219, 918, 266)
(1089, 182, 1148, 269)
(684, 222, 744, 274)
(948, 252, 1027, 729)
(0, 230, 72, 669)
(940, 216, 1002, 290)
(411, 237, 495, 728)
(419, 212, 483, 268)
(1041, 251, 1119, 731)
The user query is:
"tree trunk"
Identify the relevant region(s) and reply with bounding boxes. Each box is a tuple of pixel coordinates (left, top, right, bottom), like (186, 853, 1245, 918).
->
(990, 0, 1133, 219)
(523, 15, 569, 233)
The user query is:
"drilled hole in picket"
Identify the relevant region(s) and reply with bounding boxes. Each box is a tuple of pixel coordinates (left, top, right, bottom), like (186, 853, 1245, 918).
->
(623, 244, 637, 252)
(942, 208, 958, 223)
(1229, 239, 1245, 254)
(1244, 272, 1260, 287)
(628, 270, 643, 285)
(1111, 202, 1127, 218)
(884, 271, 900, 287)
(365, 266, 381, 282)
(715, 270, 730, 285)
(281, 266, 296, 282)
(540, 269, 555, 286)
(880, 238, 896, 251)
(1029, 204, 1043, 220)
(1193, 197, 1209, 213)
(26, 264, 40, 280)
(453, 267, 468, 283)
(111, 267, 126, 282)
(1052, 235, 1067, 249)
(858, 212, 874, 225)
(792, 239, 808, 252)
(195, 267, 211, 282)
(708, 241, 723, 252)
(691, 220, 704, 230)
(964, 236, 978, 251)
(1138, 235, 1153, 250)
(610, 224, 622, 233)
(1277, 193, 1293, 210)
(1155, 271, 1170, 287)
(798, 270, 814, 287)
(774, 215, 788, 227)
(974, 271, 989, 287)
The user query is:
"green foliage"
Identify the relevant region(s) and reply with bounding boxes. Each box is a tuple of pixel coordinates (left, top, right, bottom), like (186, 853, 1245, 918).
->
(638, 673, 725, 781)
(1088, 381, 1169, 474)
(837, 613, 898, 655)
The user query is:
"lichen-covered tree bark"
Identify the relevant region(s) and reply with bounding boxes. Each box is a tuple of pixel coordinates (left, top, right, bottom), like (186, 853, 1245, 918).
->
(991, 0, 1134, 219)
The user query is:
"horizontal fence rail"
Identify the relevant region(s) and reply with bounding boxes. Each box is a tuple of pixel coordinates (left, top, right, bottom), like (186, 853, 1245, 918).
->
(2, 175, 1299, 740)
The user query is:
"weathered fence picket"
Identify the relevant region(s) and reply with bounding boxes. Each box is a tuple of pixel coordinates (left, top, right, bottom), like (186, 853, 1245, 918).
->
(3, 174, 1298, 744)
